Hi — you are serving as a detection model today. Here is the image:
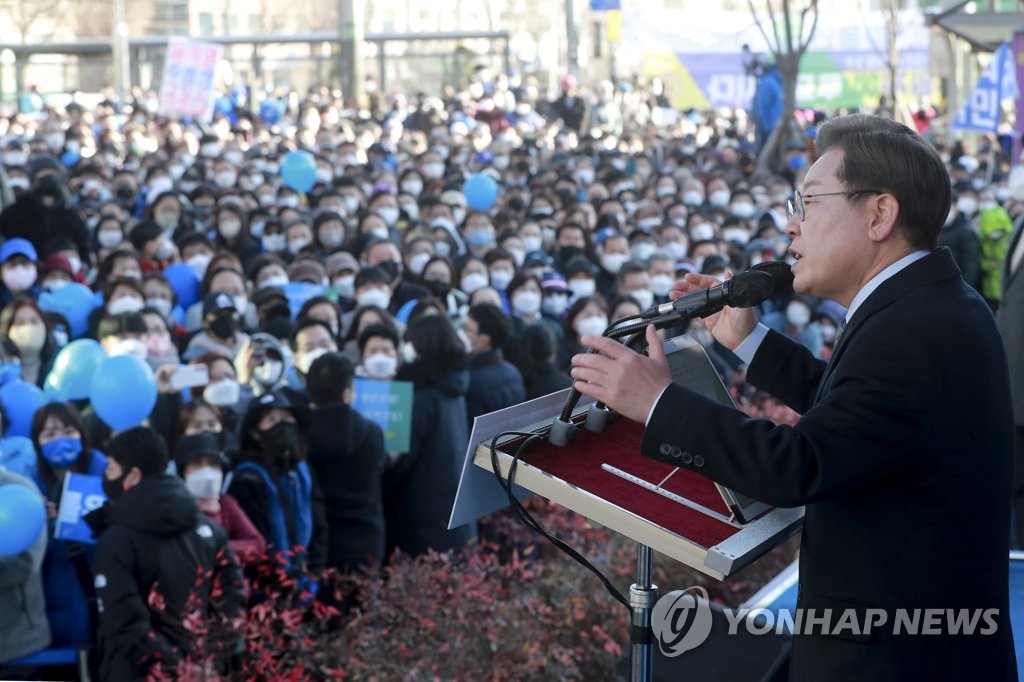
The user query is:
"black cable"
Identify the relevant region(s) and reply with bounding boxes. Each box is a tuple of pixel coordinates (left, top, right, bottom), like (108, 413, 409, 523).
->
(488, 430, 631, 611)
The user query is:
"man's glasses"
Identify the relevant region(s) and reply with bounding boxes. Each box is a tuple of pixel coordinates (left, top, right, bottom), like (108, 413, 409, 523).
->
(786, 189, 882, 221)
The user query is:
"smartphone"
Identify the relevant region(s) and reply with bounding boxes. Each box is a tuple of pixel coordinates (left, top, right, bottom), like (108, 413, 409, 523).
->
(169, 364, 210, 390)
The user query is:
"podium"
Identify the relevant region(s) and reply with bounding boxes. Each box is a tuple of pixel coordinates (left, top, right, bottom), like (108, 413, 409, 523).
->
(451, 381, 803, 681)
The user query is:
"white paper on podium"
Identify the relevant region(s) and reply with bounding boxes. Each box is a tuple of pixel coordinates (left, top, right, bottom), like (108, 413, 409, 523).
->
(448, 388, 594, 529)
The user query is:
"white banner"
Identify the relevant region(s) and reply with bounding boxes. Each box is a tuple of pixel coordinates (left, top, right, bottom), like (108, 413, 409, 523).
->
(157, 37, 223, 121)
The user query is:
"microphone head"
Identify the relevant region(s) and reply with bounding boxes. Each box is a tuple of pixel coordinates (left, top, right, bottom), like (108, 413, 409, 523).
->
(724, 270, 776, 308)
(750, 260, 794, 295)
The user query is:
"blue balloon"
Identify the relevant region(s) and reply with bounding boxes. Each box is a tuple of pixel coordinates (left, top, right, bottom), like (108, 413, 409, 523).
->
(0, 436, 37, 479)
(0, 380, 46, 438)
(38, 283, 100, 340)
(60, 150, 81, 168)
(163, 263, 201, 310)
(90, 356, 157, 432)
(281, 150, 317, 193)
(462, 173, 500, 211)
(0, 484, 46, 556)
(259, 99, 285, 124)
(46, 339, 108, 401)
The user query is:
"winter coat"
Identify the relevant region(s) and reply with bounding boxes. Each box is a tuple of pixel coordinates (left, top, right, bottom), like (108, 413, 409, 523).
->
(385, 357, 476, 558)
(85, 474, 245, 682)
(307, 402, 387, 571)
(203, 493, 266, 565)
(0, 192, 90, 262)
(466, 348, 526, 427)
(938, 212, 981, 289)
(0, 469, 51, 664)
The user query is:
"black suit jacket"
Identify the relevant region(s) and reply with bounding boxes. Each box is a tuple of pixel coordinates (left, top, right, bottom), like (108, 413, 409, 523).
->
(642, 249, 1017, 681)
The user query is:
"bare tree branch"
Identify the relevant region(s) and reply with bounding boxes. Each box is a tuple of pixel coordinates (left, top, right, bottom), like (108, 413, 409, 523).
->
(798, 0, 819, 53)
(782, 0, 795, 55)
(747, 0, 781, 55)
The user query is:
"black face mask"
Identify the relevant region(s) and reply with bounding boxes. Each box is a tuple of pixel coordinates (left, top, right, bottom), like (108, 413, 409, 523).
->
(377, 260, 401, 282)
(423, 279, 450, 299)
(558, 245, 584, 263)
(209, 314, 237, 339)
(102, 472, 127, 501)
(259, 420, 298, 462)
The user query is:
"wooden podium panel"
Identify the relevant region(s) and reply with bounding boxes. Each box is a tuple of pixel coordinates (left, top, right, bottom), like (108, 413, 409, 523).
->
(475, 415, 803, 580)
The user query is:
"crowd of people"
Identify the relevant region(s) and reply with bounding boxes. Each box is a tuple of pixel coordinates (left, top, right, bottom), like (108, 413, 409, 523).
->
(0, 70, 1019, 679)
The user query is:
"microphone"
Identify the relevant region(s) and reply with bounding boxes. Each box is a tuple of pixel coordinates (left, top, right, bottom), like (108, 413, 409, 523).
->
(750, 260, 794, 295)
(638, 269, 775, 320)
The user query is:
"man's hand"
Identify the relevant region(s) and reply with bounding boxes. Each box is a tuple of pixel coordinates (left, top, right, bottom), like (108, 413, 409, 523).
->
(670, 273, 758, 350)
(570, 325, 671, 424)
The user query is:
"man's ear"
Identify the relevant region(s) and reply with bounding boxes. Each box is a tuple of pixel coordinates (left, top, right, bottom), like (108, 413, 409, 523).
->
(123, 466, 143, 492)
(867, 193, 900, 243)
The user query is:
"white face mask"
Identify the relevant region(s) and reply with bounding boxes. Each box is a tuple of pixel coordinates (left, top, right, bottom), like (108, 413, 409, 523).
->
(232, 295, 248, 315)
(363, 352, 398, 379)
(108, 296, 144, 315)
(650, 274, 674, 297)
(460, 272, 488, 295)
(575, 315, 608, 338)
(663, 241, 687, 260)
(148, 177, 174, 197)
(631, 242, 656, 262)
(400, 341, 417, 364)
(408, 252, 431, 276)
(682, 190, 704, 206)
(957, 197, 978, 216)
(542, 293, 570, 317)
(731, 202, 756, 218)
(9, 323, 46, 353)
(203, 378, 241, 406)
(489, 269, 514, 291)
(785, 302, 811, 328)
(262, 234, 287, 252)
(155, 240, 175, 261)
(186, 253, 212, 280)
(422, 162, 445, 180)
(521, 236, 543, 253)
(146, 297, 173, 319)
(260, 274, 289, 290)
(709, 190, 731, 207)
(600, 253, 629, 275)
(690, 224, 716, 242)
(111, 337, 148, 361)
(357, 288, 391, 310)
(155, 210, 180, 232)
(253, 358, 283, 387)
(333, 275, 356, 299)
(185, 466, 224, 499)
(288, 237, 311, 256)
(627, 289, 654, 309)
(98, 230, 123, 249)
(376, 207, 399, 227)
(512, 291, 542, 316)
(2, 264, 37, 292)
(568, 279, 596, 299)
(218, 218, 242, 240)
(401, 179, 423, 196)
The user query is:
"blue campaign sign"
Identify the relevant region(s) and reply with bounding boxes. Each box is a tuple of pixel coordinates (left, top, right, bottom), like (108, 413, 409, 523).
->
(590, 0, 621, 9)
(55, 473, 107, 544)
(351, 378, 414, 454)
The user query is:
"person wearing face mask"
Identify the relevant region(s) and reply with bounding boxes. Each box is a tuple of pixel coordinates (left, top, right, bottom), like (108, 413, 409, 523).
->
(462, 303, 527, 428)
(560, 295, 611, 370)
(938, 191, 982, 291)
(312, 211, 347, 256)
(615, 261, 655, 310)
(26, 402, 107, 650)
(184, 292, 250, 362)
(0, 159, 90, 266)
(387, 314, 476, 557)
(211, 205, 260, 268)
(0, 238, 41, 308)
(128, 221, 177, 274)
(502, 272, 565, 372)
(173, 432, 266, 566)
(228, 392, 327, 573)
(235, 332, 288, 398)
(141, 307, 180, 370)
(356, 323, 401, 380)
(762, 294, 825, 359)
(85, 427, 245, 682)
(540, 272, 572, 321)
(3, 299, 56, 387)
(326, 251, 362, 309)
(143, 193, 194, 243)
(284, 318, 340, 403)
(361, 241, 432, 315)
(304, 352, 387, 571)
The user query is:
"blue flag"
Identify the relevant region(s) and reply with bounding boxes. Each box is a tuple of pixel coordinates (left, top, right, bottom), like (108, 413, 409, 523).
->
(954, 42, 1019, 134)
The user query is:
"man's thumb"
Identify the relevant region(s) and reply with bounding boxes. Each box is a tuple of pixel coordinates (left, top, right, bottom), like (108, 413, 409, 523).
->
(646, 324, 667, 365)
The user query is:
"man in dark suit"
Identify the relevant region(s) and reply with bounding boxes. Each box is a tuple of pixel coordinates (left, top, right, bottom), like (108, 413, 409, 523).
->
(304, 352, 387, 572)
(572, 114, 1017, 681)
(999, 206, 1024, 550)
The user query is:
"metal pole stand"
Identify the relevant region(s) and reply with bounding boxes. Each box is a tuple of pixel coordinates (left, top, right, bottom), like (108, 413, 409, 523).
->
(629, 544, 657, 682)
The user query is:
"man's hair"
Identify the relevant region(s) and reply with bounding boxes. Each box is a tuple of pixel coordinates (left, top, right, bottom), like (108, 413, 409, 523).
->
(105, 426, 169, 477)
(468, 302, 511, 348)
(289, 316, 334, 351)
(306, 352, 355, 406)
(354, 265, 393, 289)
(814, 114, 950, 251)
(357, 322, 400, 355)
(616, 260, 648, 285)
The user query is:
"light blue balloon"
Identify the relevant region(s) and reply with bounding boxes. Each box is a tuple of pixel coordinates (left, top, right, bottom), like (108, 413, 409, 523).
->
(163, 263, 201, 310)
(46, 339, 108, 401)
(0, 380, 46, 438)
(90, 355, 157, 431)
(462, 173, 500, 211)
(38, 283, 100, 340)
(0, 484, 46, 556)
(281, 150, 317, 193)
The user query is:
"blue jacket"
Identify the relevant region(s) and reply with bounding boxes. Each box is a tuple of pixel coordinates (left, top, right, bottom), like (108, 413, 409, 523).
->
(29, 448, 107, 648)
(230, 460, 314, 563)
